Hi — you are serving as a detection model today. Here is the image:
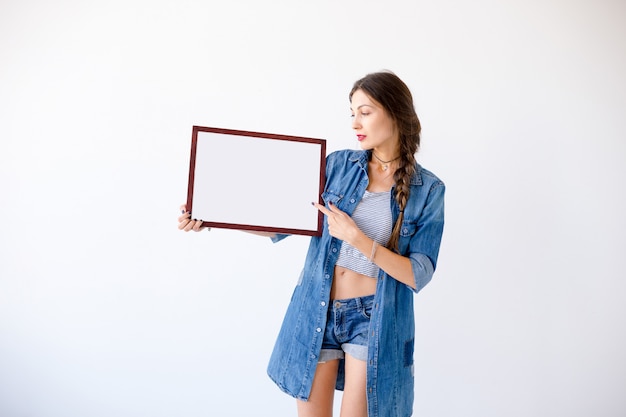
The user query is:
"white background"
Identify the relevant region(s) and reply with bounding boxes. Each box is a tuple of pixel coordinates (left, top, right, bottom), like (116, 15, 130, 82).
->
(1, 1, 625, 416)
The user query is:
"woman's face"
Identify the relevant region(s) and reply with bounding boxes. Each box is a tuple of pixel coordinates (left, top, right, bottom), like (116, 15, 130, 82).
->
(350, 89, 399, 152)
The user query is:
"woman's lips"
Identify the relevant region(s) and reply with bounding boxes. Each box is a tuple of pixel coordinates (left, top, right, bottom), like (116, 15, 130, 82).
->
(356, 135, 366, 141)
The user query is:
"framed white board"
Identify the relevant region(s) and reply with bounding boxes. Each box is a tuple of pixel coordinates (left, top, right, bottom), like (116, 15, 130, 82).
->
(186, 126, 326, 236)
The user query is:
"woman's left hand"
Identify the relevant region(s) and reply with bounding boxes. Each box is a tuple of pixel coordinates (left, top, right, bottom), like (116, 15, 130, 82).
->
(312, 202, 361, 244)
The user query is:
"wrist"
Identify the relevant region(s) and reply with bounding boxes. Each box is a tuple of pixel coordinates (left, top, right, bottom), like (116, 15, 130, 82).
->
(349, 229, 368, 249)
(351, 232, 376, 262)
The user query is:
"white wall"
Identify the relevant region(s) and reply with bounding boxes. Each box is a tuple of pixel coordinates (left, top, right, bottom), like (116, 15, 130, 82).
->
(1, 0, 625, 416)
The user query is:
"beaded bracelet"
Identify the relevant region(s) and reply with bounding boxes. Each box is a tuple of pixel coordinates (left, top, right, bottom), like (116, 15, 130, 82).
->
(369, 240, 378, 263)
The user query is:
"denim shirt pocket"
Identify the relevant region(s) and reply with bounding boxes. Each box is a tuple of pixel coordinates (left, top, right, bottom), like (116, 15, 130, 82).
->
(322, 190, 344, 207)
(398, 220, 418, 254)
(399, 220, 418, 237)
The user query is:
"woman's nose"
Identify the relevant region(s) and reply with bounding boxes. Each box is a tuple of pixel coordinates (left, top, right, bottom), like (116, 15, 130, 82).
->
(351, 116, 361, 130)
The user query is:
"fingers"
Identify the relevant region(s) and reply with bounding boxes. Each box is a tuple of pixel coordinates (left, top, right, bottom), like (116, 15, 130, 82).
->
(312, 201, 347, 237)
(327, 201, 343, 215)
(181, 217, 205, 232)
(177, 205, 208, 232)
(312, 201, 346, 220)
(192, 219, 206, 232)
(178, 208, 191, 229)
(177, 211, 190, 223)
(184, 218, 200, 232)
(312, 201, 345, 215)
(312, 202, 332, 217)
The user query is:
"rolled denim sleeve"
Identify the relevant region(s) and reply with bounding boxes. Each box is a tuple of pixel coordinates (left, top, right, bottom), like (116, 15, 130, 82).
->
(408, 182, 445, 293)
(271, 234, 290, 243)
(409, 252, 435, 294)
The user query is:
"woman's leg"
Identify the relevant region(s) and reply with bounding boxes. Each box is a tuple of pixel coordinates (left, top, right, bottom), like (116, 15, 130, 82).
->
(339, 353, 368, 417)
(297, 359, 340, 417)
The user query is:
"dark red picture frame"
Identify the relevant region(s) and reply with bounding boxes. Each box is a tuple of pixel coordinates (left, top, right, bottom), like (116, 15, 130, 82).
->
(186, 126, 326, 236)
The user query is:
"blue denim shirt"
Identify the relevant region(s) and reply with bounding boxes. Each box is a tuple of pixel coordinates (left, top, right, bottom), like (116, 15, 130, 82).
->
(267, 149, 445, 417)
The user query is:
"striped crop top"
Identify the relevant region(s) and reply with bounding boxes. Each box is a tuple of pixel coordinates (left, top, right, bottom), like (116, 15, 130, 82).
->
(335, 190, 393, 278)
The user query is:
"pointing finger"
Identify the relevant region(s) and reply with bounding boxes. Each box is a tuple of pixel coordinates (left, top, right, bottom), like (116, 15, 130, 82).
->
(312, 202, 332, 217)
(326, 201, 345, 215)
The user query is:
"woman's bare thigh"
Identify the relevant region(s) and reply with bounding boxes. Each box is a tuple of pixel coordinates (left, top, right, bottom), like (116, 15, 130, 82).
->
(340, 353, 368, 417)
(297, 359, 339, 417)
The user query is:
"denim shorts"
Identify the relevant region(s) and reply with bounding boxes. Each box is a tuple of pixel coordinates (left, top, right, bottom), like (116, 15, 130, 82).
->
(319, 294, 374, 362)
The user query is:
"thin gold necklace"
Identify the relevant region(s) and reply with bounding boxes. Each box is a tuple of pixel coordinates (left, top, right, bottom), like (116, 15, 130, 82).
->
(372, 152, 400, 171)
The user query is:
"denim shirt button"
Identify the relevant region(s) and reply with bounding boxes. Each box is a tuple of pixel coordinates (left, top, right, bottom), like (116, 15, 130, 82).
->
(320, 301, 326, 306)
(325, 274, 330, 279)
(332, 247, 337, 253)
(316, 327, 322, 333)
(350, 198, 355, 203)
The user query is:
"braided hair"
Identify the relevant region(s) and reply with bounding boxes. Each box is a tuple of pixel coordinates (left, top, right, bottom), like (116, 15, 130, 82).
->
(349, 71, 421, 251)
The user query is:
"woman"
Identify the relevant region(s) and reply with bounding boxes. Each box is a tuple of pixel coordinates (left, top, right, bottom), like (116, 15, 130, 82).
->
(179, 71, 445, 417)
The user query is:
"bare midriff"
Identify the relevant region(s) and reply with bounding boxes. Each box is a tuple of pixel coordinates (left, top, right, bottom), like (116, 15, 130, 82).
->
(330, 265, 377, 300)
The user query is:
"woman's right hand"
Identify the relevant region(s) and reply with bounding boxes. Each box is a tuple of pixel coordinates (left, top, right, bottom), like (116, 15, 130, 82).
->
(177, 204, 208, 232)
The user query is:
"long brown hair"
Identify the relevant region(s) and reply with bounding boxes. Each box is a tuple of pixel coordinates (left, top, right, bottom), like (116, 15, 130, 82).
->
(349, 71, 421, 251)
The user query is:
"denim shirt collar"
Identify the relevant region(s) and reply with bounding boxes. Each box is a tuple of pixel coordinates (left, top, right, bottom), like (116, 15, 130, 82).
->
(348, 150, 423, 186)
